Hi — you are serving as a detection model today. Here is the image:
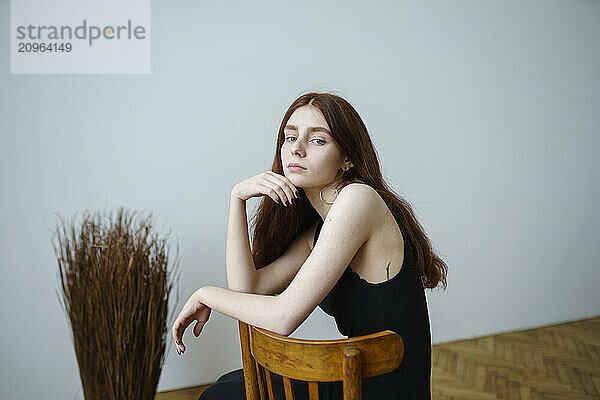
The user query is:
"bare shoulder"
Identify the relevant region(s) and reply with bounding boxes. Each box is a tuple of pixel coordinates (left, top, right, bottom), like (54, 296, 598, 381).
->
(328, 183, 386, 235)
(338, 183, 386, 214)
(307, 183, 385, 251)
(339, 182, 380, 199)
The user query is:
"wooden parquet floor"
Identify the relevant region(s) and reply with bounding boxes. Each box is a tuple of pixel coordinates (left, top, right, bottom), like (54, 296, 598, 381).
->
(156, 316, 600, 400)
(432, 316, 600, 400)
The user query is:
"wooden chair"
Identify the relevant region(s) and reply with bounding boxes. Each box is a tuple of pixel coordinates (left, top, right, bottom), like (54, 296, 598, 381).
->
(237, 321, 404, 400)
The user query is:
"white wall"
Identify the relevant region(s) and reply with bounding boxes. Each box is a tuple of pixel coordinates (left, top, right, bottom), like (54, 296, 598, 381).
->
(1, 0, 598, 398)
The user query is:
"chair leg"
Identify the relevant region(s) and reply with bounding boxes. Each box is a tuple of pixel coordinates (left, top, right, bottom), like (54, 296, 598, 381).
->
(239, 321, 260, 400)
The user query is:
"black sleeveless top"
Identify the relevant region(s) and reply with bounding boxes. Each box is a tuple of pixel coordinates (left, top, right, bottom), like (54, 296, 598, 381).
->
(314, 198, 432, 399)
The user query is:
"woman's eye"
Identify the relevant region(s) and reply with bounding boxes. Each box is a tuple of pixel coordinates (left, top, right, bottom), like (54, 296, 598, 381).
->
(284, 136, 325, 145)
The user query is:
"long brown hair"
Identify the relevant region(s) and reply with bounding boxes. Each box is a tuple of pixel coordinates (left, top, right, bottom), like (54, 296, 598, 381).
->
(250, 92, 447, 290)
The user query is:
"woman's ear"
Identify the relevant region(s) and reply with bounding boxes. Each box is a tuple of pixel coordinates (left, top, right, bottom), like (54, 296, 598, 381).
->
(342, 159, 354, 171)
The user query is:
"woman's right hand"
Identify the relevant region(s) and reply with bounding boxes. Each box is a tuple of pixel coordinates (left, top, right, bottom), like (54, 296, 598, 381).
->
(232, 171, 299, 206)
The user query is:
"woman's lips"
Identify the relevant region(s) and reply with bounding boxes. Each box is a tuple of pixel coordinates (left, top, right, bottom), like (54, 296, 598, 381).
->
(288, 165, 306, 171)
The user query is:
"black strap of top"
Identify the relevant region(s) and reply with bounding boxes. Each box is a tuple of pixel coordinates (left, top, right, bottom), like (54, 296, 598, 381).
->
(313, 219, 324, 246)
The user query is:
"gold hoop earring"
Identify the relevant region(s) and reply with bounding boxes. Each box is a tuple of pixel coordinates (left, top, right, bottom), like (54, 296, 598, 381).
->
(319, 185, 338, 205)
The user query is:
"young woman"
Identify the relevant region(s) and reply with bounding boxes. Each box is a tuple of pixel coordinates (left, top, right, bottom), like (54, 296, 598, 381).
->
(172, 92, 448, 400)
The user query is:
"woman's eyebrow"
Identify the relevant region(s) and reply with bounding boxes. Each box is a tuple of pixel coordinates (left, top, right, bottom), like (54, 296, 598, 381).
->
(284, 124, 330, 134)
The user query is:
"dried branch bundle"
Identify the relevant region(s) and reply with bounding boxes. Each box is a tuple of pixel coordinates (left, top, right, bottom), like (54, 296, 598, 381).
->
(52, 207, 181, 400)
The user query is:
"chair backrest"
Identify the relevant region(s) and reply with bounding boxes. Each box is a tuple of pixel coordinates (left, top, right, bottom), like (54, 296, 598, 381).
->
(237, 321, 404, 400)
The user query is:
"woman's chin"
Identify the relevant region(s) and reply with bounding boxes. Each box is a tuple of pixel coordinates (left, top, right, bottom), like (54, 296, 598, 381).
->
(286, 175, 303, 185)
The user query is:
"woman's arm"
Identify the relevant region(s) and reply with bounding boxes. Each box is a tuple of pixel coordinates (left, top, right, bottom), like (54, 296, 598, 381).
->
(195, 286, 287, 335)
(172, 286, 287, 354)
(173, 185, 376, 351)
(225, 191, 258, 293)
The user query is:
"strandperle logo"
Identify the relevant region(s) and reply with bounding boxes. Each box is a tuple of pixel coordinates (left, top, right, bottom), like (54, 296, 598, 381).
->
(15, 19, 147, 46)
(11, 0, 150, 74)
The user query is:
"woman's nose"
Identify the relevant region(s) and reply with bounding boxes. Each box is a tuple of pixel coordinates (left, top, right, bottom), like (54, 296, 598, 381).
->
(290, 139, 305, 156)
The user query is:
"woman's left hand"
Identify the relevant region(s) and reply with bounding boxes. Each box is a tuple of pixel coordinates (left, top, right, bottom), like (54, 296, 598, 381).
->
(171, 290, 212, 355)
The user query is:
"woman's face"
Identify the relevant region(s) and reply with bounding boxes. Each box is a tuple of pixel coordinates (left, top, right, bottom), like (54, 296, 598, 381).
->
(281, 105, 346, 189)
